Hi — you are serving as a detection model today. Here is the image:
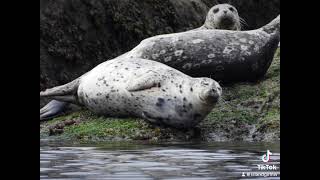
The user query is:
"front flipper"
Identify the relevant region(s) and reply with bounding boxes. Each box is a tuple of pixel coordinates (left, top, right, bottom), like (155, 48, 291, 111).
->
(126, 70, 163, 92)
(40, 100, 69, 121)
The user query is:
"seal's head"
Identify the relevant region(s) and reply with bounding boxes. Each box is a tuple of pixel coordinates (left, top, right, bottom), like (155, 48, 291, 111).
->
(204, 4, 241, 30)
(141, 75, 222, 129)
(196, 77, 222, 105)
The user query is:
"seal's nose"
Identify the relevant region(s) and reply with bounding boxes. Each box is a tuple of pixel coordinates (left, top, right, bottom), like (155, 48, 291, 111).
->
(212, 88, 217, 93)
(206, 85, 221, 102)
(223, 10, 227, 14)
(211, 88, 220, 98)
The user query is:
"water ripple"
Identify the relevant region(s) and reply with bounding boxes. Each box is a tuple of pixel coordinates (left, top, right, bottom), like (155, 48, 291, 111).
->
(40, 142, 280, 180)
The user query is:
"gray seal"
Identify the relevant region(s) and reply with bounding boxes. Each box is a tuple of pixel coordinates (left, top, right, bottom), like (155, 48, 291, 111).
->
(126, 15, 280, 82)
(40, 57, 222, 129)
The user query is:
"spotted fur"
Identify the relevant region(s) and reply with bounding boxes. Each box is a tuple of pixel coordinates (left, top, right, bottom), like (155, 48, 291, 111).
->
(40, 58, 222, 129)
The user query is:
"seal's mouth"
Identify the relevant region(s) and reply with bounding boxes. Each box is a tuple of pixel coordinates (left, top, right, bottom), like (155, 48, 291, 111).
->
(207, 94, 220, 104)
(218, 16, 235, 29)
(199, 88, 221, 105)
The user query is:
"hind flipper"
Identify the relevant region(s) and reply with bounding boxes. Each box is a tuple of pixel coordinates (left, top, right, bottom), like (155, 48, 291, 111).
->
(40, 100, 69, 121)
(40, 78, 80, 97)
(40, 78, 81, 105)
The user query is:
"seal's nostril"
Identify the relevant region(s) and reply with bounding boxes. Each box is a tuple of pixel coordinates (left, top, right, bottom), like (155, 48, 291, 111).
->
(223, 10, 227, 14)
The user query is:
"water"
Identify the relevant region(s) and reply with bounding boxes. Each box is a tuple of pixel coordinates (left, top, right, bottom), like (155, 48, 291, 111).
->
(40, 139, 280, 179)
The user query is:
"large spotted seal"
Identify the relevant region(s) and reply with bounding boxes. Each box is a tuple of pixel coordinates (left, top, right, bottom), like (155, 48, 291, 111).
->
(40, 58, 222, 129)
(126, 15, 280, 82)
(196, 3, 242, 31)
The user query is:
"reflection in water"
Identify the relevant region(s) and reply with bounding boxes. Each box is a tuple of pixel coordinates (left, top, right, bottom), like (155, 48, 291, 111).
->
(40, 139, 280, 180)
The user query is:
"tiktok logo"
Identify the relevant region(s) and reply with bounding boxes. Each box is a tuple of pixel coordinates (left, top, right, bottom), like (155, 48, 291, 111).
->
(261, 150, 272, 162)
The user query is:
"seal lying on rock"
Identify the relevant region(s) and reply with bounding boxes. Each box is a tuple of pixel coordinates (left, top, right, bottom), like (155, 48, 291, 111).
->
(40, 58, 222, 129)
(126, 15, 280, 82)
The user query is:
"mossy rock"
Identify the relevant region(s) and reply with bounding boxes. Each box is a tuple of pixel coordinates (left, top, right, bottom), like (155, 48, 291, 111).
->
(40, 110, 200, 143)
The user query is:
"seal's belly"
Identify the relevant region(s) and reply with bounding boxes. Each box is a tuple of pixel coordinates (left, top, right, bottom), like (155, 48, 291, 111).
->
(77, 72, 137, 117)
(76, 58, 164, 117)
(80, 90, 137, 117)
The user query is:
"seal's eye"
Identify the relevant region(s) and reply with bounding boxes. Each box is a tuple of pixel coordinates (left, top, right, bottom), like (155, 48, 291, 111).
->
(229, 7, 235, 12)
(213, 8, 219, 14)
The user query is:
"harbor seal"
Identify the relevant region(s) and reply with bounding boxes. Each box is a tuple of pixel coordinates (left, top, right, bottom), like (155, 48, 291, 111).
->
(196, 3, 242, 31)
(40, 58, 222, 129)
(126, 15, 280, 82)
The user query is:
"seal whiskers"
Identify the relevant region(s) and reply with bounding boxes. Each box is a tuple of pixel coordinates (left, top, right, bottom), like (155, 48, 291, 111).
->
(239, 17, 248, 30)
